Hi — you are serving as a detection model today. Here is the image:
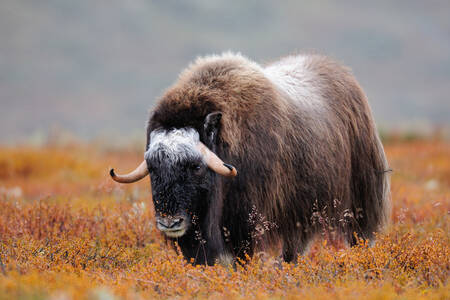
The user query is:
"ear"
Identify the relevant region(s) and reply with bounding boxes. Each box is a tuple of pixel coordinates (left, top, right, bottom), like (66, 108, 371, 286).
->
(203, 111, 222, 144)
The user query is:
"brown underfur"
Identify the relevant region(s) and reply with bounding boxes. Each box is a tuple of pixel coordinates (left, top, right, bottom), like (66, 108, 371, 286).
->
(146, 53, 391, 264)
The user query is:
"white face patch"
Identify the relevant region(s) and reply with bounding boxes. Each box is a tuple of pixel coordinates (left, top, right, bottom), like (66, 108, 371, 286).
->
(145, 127, 201, 164)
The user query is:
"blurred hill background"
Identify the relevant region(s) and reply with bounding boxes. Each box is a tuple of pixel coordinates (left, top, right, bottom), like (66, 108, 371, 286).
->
(1, 0, 449, 145)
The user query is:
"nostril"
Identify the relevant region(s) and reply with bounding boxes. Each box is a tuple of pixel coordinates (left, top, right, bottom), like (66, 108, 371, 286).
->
(171, 218, 183, 228)
(157, 220, 168, 228)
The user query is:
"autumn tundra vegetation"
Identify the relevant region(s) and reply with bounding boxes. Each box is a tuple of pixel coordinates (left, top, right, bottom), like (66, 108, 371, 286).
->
(0, 135, 448, 299)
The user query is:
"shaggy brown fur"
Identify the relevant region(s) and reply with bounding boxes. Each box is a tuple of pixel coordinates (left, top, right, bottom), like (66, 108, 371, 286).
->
(146, 52, 391, 264)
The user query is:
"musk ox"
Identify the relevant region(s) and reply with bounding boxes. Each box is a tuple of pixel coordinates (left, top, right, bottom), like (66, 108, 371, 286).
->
(110, 52, 391, 265)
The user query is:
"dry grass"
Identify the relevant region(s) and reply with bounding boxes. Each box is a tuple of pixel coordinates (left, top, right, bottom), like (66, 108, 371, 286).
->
(0, 140, 448, 299)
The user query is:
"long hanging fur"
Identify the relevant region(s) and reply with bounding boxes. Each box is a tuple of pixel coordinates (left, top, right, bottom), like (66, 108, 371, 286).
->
(147, 52, 391, 263)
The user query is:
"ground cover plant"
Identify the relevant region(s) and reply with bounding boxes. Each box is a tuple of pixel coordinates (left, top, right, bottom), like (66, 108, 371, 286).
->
(0, 138, 448, 299)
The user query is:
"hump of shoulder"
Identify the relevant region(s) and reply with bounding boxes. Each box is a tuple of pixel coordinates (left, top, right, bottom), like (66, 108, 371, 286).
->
(178, 51, 264, 85)
(151, 52, 268, 130)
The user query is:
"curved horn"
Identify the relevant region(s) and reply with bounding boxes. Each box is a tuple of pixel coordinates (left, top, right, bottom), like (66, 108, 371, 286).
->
(197, 142, 237, 177)
(110, 160, 149, 183)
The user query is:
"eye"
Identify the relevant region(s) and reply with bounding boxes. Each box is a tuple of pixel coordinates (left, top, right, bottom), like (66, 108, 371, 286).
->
(190, 163, 203, 174)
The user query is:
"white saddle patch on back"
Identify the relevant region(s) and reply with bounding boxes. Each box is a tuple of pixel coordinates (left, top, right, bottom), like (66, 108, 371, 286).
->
(263, 55, 324, 112)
